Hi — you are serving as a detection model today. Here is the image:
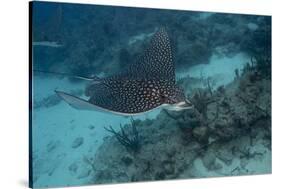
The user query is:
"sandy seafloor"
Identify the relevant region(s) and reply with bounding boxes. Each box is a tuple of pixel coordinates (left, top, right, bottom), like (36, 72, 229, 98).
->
(31, 52, 271, 188)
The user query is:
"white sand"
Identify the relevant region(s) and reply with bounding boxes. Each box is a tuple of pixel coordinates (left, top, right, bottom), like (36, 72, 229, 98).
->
(32, 77, 161, 187)
(177, 52, 250, 88)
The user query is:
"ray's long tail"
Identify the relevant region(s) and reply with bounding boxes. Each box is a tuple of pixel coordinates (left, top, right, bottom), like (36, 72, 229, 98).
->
(33, 69, 100, 81)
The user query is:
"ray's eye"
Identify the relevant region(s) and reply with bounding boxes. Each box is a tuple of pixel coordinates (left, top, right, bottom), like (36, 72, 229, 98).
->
(160, 94, 168, 103)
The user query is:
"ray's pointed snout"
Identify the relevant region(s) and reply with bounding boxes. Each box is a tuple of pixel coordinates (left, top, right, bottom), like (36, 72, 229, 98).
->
(165, 98, 194, 111)
(176, 99, 194, 110)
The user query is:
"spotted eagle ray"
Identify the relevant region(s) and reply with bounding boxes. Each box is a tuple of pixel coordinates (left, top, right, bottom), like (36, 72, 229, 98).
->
(56, 28, 193, 115)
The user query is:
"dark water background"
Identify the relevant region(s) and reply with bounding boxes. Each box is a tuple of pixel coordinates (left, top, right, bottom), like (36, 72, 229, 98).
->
(32, 1, 271, 77)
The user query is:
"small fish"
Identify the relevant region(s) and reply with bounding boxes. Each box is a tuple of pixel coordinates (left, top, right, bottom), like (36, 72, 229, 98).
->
(33, 41, 63, 48)
(56, 28, 193, 115)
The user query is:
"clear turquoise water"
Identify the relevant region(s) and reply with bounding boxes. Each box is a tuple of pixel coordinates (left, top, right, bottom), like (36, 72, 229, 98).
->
(31, 1, 271, 188)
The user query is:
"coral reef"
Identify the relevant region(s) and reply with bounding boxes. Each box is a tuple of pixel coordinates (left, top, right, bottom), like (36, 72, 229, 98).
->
(89, 63, 271, 184)
(104, 118, 141, 153)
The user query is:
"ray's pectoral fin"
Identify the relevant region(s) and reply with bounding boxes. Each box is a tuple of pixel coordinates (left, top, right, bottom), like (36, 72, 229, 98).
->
(55, 90, 97, 111)
(55, 90, 139, 115)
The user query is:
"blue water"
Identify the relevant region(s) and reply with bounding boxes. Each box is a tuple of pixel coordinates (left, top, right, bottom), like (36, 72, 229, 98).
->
(31, 1, 271, 188)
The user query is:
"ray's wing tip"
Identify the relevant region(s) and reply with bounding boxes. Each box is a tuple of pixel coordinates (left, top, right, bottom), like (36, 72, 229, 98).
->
(54, 90, 69, 102)
(54, 90, 64, 97)
(157, 27, 168, 34)
(54, 90, 91, 110)
(54, 90, 76, 103)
